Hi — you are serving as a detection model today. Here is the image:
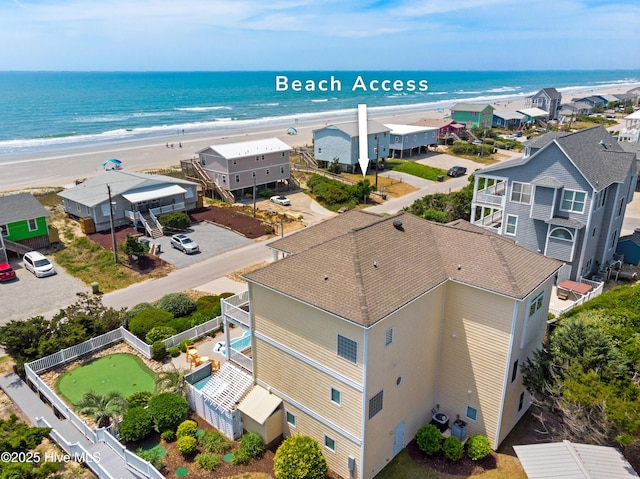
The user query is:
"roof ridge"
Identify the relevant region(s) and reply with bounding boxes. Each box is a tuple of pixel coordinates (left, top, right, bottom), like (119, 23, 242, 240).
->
(488, 234, 525, 297)
(348, 231, 371, 326)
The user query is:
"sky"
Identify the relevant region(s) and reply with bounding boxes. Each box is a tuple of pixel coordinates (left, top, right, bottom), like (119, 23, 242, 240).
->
(1, 0, 639, 71)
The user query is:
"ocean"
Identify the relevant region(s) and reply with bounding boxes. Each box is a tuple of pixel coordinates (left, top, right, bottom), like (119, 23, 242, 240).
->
(1, 70, 639, 157)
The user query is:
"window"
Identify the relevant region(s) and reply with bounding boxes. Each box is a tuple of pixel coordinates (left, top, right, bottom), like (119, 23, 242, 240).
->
(505, 215, 517, 235)
(466, 405, 478, 421)
(511, 359, 519, 383)
(330, 388, 341, 405)
(368, 390, 384, 419)
(252, 171, 256, 177)
(281, 151, 285, 157)
(0, 224, 8, 237)
(617, 197, 625, 217)
(235, 174, 240, 183)
(261, 155, 265, 160)
(529, 292, 544, 317)
(518, 392, 525, 412)
(27, 219, 37, 231)
(337, 334, 357, 363)
(395, 137, 399, 143)
(286, 411, 296, 427)
(592, 227, 596, 237)
(318, 147, 322, 154)
(324, 435, 336, 452)
(256, 156, 259, 161)
(550, 227, 572, 241)
(266, 169, 270, 175)
(233, 159, 237, 165)
(384, 327, 394, 348)
(77, 203, 81, 212)
(222, 175, 226, 184)
(561, 190, 586, 213)
(280, 166, 285, 174)
(594, 188, 607, 210)
(609, 230, 618, 249)
(510, 182, 532, 204)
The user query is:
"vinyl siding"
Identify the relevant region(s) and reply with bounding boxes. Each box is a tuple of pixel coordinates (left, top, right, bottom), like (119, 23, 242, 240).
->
(314, 128, 355, 165)
(437, 281, 515, 447)
(4, 217, 48, 242)
(251, 284, 364, 384)
(531, 186, 555, 220)
(363, 284, 446, 479)
(279, 402, 362, 479)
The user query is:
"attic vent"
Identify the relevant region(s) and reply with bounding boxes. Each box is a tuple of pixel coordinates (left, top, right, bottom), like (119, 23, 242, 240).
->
(393, 220, 404, 231)
(599, 139, 608, 149)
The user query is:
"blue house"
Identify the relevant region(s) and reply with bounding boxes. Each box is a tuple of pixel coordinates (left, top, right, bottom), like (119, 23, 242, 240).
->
(617, 231, 640, 265)
(385, 124, 437, 158)
(492, 110, 525, 130)
(471, 125, 637, 282)
(313, 120, 391, 173)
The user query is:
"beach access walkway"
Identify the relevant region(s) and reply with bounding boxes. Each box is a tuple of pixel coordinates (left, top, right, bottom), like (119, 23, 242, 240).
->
(0, 373, 144, 479)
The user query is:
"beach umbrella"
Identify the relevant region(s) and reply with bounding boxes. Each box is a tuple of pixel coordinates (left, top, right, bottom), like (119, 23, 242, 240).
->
(287, 127, 298, 135)
(102, 159, 123, 170)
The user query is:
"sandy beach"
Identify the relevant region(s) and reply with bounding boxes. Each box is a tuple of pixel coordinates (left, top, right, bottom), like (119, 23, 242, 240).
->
(1, 84, 637, 193)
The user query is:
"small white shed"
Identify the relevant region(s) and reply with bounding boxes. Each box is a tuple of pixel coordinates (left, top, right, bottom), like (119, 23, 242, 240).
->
(237, 385, 283, 446)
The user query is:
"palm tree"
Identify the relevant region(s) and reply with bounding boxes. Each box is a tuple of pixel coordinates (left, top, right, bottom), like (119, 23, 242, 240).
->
(75, 391, 128, 429)
(154, 367, 189, 396)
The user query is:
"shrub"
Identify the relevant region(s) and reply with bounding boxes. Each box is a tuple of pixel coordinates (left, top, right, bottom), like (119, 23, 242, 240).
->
(158, 211, 191, 231)
(168, 347, 181, 357)
(161, 429, 175, 442)
(147, 393, 189, 432)
(198, 429, 231, 453)
(156, 293, 197, 318)
(136, 447, 165, 471)
(146, 325, 177, 345)
(151, 341, 167, 360)
(176, 419, 198, 438)
(189, 309, 218, 327)
(467, 434, 492, 461)
(443, 436, 464, 462)
(176, 435, 198, 455)
(167, 316, 192, 333)
(232, 448, 252, 465)
(273, 435, 327, 479)
(128, 308, 173, 339)
(179, 339, 194, 353)
(195, 452, 222, 471)
(238, 431, 265, 460)
(416, 424, 443, 456)
(123, 302, 153, 326)
(195, 295, 220, 311)
(119, 407, 153, 443)
(126, 391, 153, 409)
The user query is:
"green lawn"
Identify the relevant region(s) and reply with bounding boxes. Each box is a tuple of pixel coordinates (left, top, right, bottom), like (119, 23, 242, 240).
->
(386, 160, 449, 181)
(56, 353, 157, 404)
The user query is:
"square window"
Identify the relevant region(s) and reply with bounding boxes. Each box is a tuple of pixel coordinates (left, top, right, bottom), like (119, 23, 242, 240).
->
(0, 224, 8, 237)
(510, 182, 532, 204)
(466, 405, 478, 421)
(505, 215, 517, 235)
(331, 388, 341, 405)
(324, 435, 336, 452)
(28, 219, 37, 231)
(529, 292, 544, 317)
(368, 390, 384, 419)
(286, 411, 296, 427)
(384, 328, 394, 347)
(561, 190, 586, 213)
(337, 334, 357, 363)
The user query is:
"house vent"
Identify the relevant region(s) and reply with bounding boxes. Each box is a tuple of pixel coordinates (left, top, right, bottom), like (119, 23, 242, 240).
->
(599, 139, 608, 149)
(393, 220, 404, 230)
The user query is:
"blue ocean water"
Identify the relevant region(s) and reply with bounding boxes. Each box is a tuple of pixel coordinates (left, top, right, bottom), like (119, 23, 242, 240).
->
(1, 70, 638, 157)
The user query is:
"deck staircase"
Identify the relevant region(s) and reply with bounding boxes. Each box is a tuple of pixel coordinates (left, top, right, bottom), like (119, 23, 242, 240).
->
(294, 146, 318, 168)
(140, 211, 163, 239)
(181, 158, 235, 203)
(3, 238, 32, 256)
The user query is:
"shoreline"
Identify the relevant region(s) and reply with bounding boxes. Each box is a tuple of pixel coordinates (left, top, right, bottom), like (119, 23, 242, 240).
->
(1, 83, 637, 193)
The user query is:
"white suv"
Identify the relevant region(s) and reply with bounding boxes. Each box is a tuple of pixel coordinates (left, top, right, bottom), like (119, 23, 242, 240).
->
(23, 251, 56, 278)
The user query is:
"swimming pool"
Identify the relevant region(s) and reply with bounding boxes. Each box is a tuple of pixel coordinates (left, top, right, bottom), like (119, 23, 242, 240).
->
(214, 330, 251, 357)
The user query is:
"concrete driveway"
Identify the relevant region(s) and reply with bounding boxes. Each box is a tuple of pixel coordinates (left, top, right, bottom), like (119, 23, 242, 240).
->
(1, 254, 89, 326)
(252, 191, 335, 226)
(141, 221, 254, 269)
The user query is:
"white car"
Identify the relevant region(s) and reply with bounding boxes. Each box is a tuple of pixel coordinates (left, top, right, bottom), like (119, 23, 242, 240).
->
(170, 234, 200, 254)
(270, 195, 291, 206)
(23, 251, 56, 278)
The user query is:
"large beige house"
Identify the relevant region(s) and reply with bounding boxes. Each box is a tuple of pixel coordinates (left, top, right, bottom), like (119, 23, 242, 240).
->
(242, 210, 562, 479)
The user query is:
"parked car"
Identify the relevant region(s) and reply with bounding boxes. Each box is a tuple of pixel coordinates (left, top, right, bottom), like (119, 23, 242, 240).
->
(270, 195, 291, 206)
(0, 262, 16, 282)
(170, 234, 200, 254)
(447, 166, 467, 177)
(23, 251, 56, 278)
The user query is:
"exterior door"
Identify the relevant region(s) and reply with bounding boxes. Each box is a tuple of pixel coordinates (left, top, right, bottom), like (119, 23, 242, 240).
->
(393, 420, 405, 456)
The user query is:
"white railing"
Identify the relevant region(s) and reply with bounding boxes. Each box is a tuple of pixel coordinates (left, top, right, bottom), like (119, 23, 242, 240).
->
(229, 348, 253, 372)
(124, 209, 136, 221)
(474, 210, 502, 227)
(95, 428, 165, 479)
(222, 290, 249, 308)
(222, 292, 250, 328)
(164, 316, 221, 348)
(150, 202, 186, 216)
(37, 417, 116, 479)
(138, 212, 153, 237)
(476, 192, 504, 206)
(148, 209, 163, 235)
(119, 327, 152, 358)
(549, 280, 604, 317)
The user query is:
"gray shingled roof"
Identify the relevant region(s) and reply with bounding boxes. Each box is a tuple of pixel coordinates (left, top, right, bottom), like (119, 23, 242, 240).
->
(0, 193, 49, 224)
(451, 103, 493, 112)
(493, 110, 525, 121)
(540, 87, 561, 99)
(532, 176, 564, 188)
(316, 120, 390, 138)
(58, 170, 198, 207)
(245, 212, 562, 327)
(480, 126, 635, 190)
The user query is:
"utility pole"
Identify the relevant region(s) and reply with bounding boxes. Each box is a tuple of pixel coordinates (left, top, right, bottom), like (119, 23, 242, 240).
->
(252, 176, 257, 218)
(107, 185, 118, 264)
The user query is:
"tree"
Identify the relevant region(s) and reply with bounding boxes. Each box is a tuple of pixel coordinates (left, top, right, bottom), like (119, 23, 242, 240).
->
(351, 179, 375, 202)
(147, 393, 189, 432)
(75, 391, 128, 429)
(155, 292, 197, 318)
(155, 367, 189, 396)
(273, 435, 327, 479)
(327, 157, 342, 175)
(119, 406, 153, 443)
(120, 234, 149, 257)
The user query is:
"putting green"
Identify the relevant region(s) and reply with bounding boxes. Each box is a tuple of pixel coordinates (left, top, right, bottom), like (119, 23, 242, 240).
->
(56, 353, 157, 404)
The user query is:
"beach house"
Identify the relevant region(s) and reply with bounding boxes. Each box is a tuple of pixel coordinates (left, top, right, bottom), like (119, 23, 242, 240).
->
(524, 88, 562, 120)
(618, 110, 640, 144)
(58, 170, 199, 236)
(449, 103, 494, 129)
(313, 120, 391, 172)
(470, 125, 636, 282)
(235, 210, 562, 479)
(0, 193, 52, 255)
(492, 110, 525, 130)
(410, 118, 466, 143)
(384, 124, 437, 158)
(196, 138, 292, 201)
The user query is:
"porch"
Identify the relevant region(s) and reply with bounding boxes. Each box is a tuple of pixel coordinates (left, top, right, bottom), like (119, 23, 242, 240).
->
(548, 278, 604, 318)
(471, 178, 506, 230)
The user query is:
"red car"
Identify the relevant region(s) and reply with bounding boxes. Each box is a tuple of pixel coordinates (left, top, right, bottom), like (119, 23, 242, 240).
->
(0, 262, 16, 282)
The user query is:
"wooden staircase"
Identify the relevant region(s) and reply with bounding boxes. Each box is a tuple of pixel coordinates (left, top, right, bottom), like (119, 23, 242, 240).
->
(181, 158, 235, 203)
(140, 211, 163, 239)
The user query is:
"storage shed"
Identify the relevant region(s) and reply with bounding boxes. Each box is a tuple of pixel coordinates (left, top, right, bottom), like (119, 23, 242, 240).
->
(237, 385, 283, 446)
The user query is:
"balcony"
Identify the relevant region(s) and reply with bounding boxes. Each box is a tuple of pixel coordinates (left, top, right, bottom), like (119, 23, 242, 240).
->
(474, 181, 506, 208)
(221, 290, 250, 328)
(471, 209, 502, 231)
